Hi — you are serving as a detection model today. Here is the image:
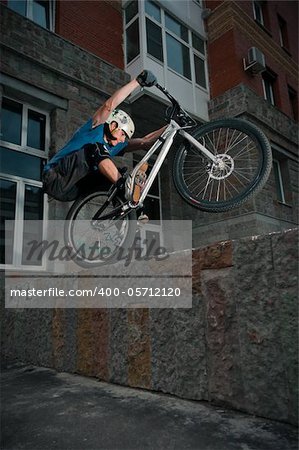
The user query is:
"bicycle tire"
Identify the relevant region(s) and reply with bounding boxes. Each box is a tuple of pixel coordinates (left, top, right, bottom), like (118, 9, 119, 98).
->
(64, 190, 137, 268)
(173, 118, 272, 213)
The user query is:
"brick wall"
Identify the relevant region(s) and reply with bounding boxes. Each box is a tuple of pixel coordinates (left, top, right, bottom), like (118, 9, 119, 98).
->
(1, 229, 298, 425)
(0, 5, 132, 219)
(181, 82, 298, 248)
(56, 0, 124, 69)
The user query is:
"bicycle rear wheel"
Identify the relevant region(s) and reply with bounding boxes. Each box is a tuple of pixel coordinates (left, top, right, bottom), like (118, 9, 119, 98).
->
(173, 118, 272, 212)
(64, 191, 137, 268)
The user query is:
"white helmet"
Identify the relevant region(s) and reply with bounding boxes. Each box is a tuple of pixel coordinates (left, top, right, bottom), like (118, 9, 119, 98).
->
(106, 109, 135, 139)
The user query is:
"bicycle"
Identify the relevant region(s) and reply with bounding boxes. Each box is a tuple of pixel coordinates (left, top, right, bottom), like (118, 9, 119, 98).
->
(64, 83, 272, 268)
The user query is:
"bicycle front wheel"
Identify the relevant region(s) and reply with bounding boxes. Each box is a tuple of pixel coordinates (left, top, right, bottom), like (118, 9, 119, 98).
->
(173, 118, 272, 212)
(64, 191, 137, 268)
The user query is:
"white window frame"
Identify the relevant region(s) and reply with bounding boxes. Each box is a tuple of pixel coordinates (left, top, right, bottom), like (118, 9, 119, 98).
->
(0, 97, 49, 270)
(0, 174, 48, 270)
(124, 1, 140, 65)
(123, 1, 207, 91)
(1, 96, 50, 159)
(144, 5, 208, 92)
(7, 0, 55, 31)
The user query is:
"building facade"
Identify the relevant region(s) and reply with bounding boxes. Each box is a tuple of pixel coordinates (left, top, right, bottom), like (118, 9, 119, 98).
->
(0, 0, 298, 270)
(193, 0, 298, 245)
(0, 0, 131, 269)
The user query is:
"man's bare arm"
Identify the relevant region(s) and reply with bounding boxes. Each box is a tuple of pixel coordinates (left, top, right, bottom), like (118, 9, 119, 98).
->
(125, 126, 167, 153)
(92, 79, 139, 128)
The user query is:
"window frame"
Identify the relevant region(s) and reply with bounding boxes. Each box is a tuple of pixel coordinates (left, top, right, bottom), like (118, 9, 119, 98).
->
(0, 173, 48, 270)
(277, 14, 289, 51)
(262, 70, 276, 106)
(253, 1, 264, 26)
(288, 86, 298, 122)
(141, 1, 207, 90)
(272, 159, 286, 204)
(1, 96, 50, 159)
(124, 1, 140, 65)
(0, 96, 49, 270)
(7, 0, 55, 31)
(271, 146, 293, 207)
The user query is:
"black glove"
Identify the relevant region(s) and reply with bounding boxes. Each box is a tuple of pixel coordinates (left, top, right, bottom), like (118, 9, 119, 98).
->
(136, 70, 157, 87)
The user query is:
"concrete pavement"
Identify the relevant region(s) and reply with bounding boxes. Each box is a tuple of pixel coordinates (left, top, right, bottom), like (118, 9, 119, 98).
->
(1, 364, 298, 450)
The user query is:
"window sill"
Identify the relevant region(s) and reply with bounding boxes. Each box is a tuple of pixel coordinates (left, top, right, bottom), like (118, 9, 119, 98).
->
(146, 53, 164, 66)
(273, 200, 293, 208)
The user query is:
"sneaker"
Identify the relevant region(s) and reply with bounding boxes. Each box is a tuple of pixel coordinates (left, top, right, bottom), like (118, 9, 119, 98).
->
(137, 213, 149, 225)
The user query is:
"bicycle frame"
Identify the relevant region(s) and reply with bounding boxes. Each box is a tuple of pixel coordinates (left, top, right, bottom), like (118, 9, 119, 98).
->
(128, 120, 217, 208)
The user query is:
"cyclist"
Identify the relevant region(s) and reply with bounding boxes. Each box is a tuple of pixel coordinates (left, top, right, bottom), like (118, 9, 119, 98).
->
(43, 70, 165, 208)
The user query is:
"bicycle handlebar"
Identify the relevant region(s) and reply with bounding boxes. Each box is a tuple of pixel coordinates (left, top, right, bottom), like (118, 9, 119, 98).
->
(156, 83, 179, 107)
(155, 83, 197, 127)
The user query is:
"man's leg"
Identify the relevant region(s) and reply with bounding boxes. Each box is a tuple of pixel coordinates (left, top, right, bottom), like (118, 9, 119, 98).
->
(98, 158, 149, 223)
(98, 158, 121, 183)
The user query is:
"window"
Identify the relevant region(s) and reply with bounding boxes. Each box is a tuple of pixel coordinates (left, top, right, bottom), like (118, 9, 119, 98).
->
(125, 0, 138, 24)
(273, 159, 285, 203)
(7, 0, 55, 31)
(165, 13, 188, 42)
(165, 12, 190, 79)
(166, 34, 191, 79)
(253, 1, 264, 25)
(0, 97, 49, 268)
(125, 1, 140, 64)
(272, 148, 292, 205)
(145, 0, 161, 22)
(146, 18, 163, 62)
(141, 2, 207, 88)
(278, 15, 289, 50)
(126, 19, 140, 63)
(262, 70, 276, 106)
(288, 86, 298, 121)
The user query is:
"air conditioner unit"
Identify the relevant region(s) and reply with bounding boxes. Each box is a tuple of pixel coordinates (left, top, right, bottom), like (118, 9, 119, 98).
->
(243, 47, 266, 75)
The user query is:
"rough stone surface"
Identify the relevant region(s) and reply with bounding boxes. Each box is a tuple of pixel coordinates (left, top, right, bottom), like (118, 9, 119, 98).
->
(1, 229, 298, 425)
(2, 365, 298, 450)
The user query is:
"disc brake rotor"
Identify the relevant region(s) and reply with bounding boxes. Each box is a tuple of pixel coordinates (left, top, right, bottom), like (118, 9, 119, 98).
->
(209, 154, 234, 180)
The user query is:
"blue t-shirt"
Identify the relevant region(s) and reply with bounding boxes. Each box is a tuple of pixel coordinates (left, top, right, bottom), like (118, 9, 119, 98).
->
(44, 119, 128, 172)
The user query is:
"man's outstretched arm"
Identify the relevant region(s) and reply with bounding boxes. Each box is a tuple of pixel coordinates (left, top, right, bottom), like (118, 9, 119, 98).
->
(92, 79, 139, 128)
(125, 126, 167, 153)
(92, 70, 158, 128)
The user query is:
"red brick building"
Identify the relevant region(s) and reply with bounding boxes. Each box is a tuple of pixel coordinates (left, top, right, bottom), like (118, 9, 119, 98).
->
(0, 0, 298, 267)
(55, 0, 124, 69)
(205, 0, 298, 120)
(187, 0, 298, 244)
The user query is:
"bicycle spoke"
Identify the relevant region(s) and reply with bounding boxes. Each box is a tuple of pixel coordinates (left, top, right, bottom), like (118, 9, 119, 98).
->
(178, 120, 267, 209)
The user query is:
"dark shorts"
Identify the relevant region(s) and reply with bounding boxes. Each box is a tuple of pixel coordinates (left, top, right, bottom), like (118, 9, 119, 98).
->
(43, 144, 111, 202)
